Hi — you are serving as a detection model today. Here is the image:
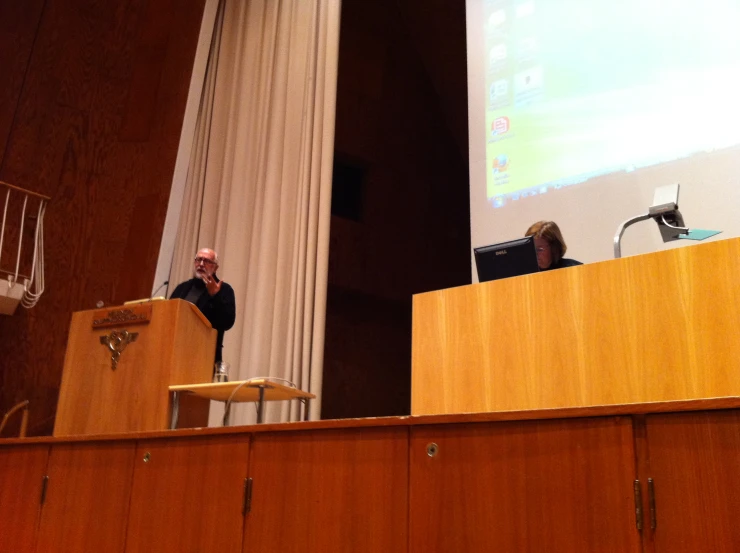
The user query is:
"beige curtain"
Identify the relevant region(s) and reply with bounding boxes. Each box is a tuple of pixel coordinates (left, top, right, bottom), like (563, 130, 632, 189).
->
(169, 0, 341, 424)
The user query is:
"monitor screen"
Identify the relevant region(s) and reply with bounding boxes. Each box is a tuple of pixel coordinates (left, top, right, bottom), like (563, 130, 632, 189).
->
(474, 235, 540, 282)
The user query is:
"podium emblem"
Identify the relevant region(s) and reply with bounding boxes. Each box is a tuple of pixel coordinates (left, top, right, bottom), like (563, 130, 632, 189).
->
(100, 330, 139, 370)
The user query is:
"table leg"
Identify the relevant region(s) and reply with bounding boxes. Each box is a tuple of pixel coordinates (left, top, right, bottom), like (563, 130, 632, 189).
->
(223, 401, 231, 426)
(170, 391, 180, 430)
(303, 398, 310, 421)
(257, 386, 265, 423)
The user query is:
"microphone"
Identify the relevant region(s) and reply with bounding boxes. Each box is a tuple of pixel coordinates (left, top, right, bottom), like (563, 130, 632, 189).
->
(151, 280, 169, 300)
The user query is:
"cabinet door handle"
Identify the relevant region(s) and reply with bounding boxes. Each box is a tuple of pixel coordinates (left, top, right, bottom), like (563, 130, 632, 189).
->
(243, 478, 253, 515)
(40, 475, 49, 505)
(648, 478, 657, 530)
(633, 479, 643, 531)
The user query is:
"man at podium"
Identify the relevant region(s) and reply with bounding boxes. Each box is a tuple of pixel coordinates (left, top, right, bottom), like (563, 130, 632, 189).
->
(170, 248, 236, 362)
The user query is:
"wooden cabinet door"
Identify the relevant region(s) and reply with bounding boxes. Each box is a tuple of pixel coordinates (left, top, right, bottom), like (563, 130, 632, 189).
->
(645, 410, 740, 553)
(410, 417, 640, 553)
(35, 442, 136, 553)
(243, 427, 408, 553)
(0, 444, 49, 553)
(124, 435, 249, 553)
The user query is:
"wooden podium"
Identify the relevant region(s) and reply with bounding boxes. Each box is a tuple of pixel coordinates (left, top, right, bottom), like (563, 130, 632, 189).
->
(412, 238, 740, 416)
(54, 299, 216, 436)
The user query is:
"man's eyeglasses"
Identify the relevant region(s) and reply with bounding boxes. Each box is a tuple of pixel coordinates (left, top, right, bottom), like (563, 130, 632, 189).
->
(194, 256, 216, 266)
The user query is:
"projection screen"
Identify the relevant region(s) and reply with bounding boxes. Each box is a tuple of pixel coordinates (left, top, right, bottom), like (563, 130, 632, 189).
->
(467, 0, 740, 278)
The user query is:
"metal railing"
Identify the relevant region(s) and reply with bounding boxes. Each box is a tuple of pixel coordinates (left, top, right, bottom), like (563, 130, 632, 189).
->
(0, 181, 50, 310)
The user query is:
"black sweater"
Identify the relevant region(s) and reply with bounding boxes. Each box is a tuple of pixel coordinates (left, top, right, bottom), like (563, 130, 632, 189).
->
(170, 276, 236, 362)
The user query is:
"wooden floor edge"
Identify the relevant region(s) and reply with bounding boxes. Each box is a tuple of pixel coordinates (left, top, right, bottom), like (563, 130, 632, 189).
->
(3, 395, 740, 445)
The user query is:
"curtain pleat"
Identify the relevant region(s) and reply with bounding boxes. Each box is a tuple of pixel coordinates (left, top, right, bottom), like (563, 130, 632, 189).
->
(169, 0, 341, 424)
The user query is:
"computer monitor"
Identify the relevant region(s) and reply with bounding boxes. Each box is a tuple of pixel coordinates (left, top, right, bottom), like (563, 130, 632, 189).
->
(474, 235, 540, 283)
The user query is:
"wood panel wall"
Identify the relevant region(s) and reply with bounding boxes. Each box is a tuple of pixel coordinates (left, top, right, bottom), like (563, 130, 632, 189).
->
(0, 0, 206, 436)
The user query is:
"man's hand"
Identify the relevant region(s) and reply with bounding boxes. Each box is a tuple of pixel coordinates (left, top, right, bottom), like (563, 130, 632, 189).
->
(201, 274, 222, 296)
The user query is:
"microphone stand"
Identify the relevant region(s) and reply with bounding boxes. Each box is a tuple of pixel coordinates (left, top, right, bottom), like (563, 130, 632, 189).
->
(150, 280, 169, 300)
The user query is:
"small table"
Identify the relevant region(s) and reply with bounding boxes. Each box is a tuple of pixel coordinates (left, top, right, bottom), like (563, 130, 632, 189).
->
(169, 379, 315, 427)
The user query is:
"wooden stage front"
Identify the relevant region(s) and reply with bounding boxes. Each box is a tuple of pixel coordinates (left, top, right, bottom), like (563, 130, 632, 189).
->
(4, 397, 740, 553)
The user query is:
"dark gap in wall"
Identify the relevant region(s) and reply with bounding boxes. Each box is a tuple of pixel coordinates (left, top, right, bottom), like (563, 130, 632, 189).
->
(323, 0, 471, 419)
(331, 155, 366, 222)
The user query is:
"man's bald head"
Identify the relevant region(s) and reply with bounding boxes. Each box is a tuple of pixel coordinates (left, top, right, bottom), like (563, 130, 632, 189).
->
(193, 248, 219, 278)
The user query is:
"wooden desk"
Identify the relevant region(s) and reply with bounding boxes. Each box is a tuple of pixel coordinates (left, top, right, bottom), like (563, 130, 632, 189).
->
(169, 379, 315, 426)
(412, 238, 740, 415)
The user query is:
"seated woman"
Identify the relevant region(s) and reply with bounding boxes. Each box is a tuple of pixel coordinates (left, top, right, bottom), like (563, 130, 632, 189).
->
(525, 221, 583, 271)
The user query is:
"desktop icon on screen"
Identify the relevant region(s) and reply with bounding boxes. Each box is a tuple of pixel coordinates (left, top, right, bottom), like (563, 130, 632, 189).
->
(514, 66, 543, 92)
(489, 44, 508, 71)
(491, 116, 510, 137)
(518, 37, 538, 61)
(514, 66, 544, 106)
(489, 79, 510, 108)
(488, 9, 506, 28)
(492, 154, 509, 174)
